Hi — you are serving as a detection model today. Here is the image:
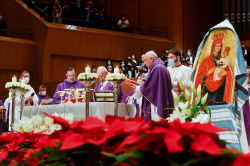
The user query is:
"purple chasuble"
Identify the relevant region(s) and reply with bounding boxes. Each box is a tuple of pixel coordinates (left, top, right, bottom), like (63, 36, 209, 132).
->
(243, 88, 250, 143)
(140, 60, 174, 123)
(0, 100, 6, 135)
(128, 88, 140, 117)
(37, 93, 52, 105)
(52, 79, 85, 104)
(92, 79, 128, 103)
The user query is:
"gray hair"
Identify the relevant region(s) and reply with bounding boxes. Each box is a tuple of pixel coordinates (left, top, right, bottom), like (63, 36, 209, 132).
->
(146, 51, 158, 59)
(97, 66, 107, 73)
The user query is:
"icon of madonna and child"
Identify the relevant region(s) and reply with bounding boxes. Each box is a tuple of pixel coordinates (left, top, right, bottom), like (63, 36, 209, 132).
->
(194, 31, 235, 105)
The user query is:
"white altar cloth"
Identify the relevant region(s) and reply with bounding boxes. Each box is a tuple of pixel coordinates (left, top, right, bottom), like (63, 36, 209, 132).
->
(22, 102, 136, 121)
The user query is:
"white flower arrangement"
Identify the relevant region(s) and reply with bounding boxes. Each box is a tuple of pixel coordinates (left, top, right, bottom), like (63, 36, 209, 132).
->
(167, 79, 211, 124)
(106, 73, 127, 81)
(13, 112, 75, 134)
(5, 82, 32, 91)
(77, 72, 98, 81)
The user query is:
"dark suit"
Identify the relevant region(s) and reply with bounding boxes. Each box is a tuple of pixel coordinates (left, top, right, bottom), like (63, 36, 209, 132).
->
(0, 20, 7, 36)
(243, 50, 250, 66)
(138, 61, 148, 73)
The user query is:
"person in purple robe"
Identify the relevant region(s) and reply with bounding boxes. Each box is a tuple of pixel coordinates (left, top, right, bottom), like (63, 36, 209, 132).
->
(92, 66, 128, 103)
(0, 100, 6, 135)
(243, 87, 250, 144)
(53, 67, 85, 104)
(37, 85, 52, 105)
(130, 51, 174, 123)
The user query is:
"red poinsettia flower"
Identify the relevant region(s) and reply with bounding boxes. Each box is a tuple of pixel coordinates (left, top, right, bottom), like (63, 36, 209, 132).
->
(190, 134, 222, 155)
(232, 153, 250, 166)
(164, 129, 184, 153)
(0, 151, 8, 161)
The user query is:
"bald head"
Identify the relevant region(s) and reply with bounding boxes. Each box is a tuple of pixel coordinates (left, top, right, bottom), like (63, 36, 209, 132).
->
(144, 51, 158, 68)
(97, 66, 108, 81)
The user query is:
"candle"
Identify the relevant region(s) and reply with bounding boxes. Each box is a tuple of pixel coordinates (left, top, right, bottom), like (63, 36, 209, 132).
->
(114, 66, 119, 74)
(21, 79, 25, 84)
(85, 65, 90, 74)
(12, 75, 17, 82)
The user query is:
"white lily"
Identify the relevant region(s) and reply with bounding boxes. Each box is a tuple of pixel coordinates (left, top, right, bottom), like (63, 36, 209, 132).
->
(197, 84, 201, 98)
(184, 89, 190, 101)
(179, 79, 184, 91)
(201, 93, 208, 105)
(171, 90, 179, 102)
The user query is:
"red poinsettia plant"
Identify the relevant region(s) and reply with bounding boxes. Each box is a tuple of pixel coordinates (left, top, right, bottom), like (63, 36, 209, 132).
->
(0, 114, 250, 166)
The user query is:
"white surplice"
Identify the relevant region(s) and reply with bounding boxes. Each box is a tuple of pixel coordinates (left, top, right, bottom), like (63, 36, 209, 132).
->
(4, 86, 38, 131)
(167, 64, 192, 93)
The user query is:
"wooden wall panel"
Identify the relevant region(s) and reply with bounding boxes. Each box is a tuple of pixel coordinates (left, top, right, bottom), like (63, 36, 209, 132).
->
(51, 55, 73, 82)
(183, 0, 224, 54)
(73, 57, 93, 73)
(0, 37, 36, 71)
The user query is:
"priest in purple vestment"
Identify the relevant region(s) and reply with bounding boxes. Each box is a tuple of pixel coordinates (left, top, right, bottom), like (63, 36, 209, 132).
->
(53, 67, 85, 104)
(37, 85, 52, 105)
(130, 51, 174, 123)
(92, 66, 127, 103)
(243, 88, 250, 144)
(0, 100, 6, 135)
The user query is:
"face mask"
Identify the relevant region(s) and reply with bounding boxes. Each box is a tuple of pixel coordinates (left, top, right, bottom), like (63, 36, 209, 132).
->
(0, 16, 2, 19)
(132, 56, 135, 59)
(168, 59, 176, 67)
(92, 69, 96, 72)
(121, 64, 125, 67)
(41, 91, 46, 96)
(77, 2, 80, 5)
(187, 52, 191, 56)
(107, 62, 111, 65)
(24, 77, 29, 84)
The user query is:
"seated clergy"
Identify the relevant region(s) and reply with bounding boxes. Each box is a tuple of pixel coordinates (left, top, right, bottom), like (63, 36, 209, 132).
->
(92, 66, 127, 103)
(37, 85, 52, 105)
(53, 67, 85, 104)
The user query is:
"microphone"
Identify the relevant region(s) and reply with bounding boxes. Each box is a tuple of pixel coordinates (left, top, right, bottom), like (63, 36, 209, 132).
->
(25, 92, 35, 104)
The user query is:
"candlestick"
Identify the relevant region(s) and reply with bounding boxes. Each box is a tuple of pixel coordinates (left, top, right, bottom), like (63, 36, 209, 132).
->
(12, 75, 17, 83)
(85, 65, 90, 74)
(114, 66, 119, 74)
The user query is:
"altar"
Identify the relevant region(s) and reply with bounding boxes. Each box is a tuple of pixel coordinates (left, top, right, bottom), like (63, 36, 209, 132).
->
(22, 102, 136, 121)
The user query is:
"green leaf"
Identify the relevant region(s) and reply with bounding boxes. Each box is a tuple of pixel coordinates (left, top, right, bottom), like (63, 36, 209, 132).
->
(185, 117, 192, 122)
(126, 150, 144, 160)
(180, 92, 185, 101)
(46, 150, 68, 161)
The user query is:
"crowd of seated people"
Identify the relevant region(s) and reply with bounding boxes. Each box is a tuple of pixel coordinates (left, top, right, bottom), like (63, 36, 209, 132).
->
(22, 0, 132, 33)
(160, 48, 196, 68)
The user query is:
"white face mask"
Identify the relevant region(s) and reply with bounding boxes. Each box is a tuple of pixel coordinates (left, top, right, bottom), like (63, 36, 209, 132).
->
(24, 77, 29, 84)
(41, 91, 46, 96)
(0, 16, 2, 19)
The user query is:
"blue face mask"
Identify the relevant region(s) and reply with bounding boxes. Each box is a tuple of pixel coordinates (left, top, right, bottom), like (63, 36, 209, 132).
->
(168, 59, 176, 67)
(187, 52, 191, 56)
(121, 64, 125, 67)
(92, 69, 96, 72)
(107, 62, 111, 65)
